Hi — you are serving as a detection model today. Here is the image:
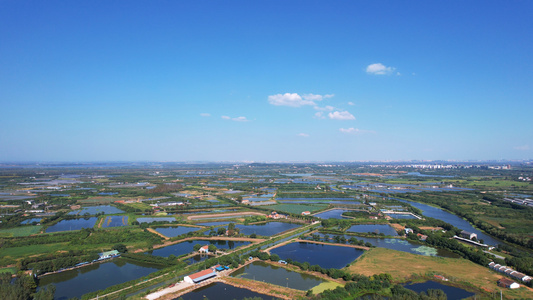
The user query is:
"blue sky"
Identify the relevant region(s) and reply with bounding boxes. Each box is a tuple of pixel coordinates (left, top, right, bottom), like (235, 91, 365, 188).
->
(1, 1, 532, 162)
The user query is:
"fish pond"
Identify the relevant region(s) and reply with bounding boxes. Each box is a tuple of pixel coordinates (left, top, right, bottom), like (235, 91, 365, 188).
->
(46, 217, 98, 233)
(404, 281, 475, 300)
(235, 222, 301, 236)
(68, 205, 124, 215)
(231, 260, 325, 290)
(154, 226, 202, 238)
(176, 282, 271, 300)
(136, 217, 176, 223)
(101, 216, 129, 228)
(314, 209, 351, 219)
(347, 224, 399, 236)
(148, 240, 251, 257)
(315, 233, 460, 258)
(37, 258, 163, 300)
(270, 242, 364, 269)
(21, 218, 42, 224)
(185, 254, 212, 265)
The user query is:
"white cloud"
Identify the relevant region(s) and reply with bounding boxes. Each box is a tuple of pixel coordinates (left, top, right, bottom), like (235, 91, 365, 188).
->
(514, 145, 530, 151)
(298, 133, 310, 137)
(314, 112, 325, 119)
(314, 105, 335, 111)
(328, 111, 355, 120)
(347, 102, 355, 106)
(339, 128, 375, 135)
(366, 63, 396, 75)
(232, 116, 249, 122)
(268, 93, 333, 107)
(200, 113, 211, 117)
(222, 115, 249, 122)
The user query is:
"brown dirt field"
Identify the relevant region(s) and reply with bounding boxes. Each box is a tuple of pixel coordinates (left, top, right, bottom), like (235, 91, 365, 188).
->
(389, 223, 405, 231)
(147, 228, 169, 240)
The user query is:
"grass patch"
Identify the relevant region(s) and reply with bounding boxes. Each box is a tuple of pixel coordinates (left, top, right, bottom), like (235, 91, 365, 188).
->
(0, 226, 42, 237)
(0, 243, 69, 259)
(78, 196, 118, 204)
(263, 203, 327, 214)
(0, 267, 16, 274)
(311, 281, 343, 294)
(347, 248, 532, 299)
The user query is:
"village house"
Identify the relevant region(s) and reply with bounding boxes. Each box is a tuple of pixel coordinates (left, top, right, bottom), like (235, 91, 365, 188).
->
(498, 278, 520, 289)
(199, 245, 209, 254)
(183, 268, 217, 284)
(301, 211, 311, 216)
(460, 230, 477, 240)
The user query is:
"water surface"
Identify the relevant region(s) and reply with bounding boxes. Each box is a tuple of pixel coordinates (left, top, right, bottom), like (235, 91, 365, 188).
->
(102, 216, 128, 227)
(154, 226, 201, 238)
(392, 198, 500, 245)
(46, 217, 98, 233)
(404, 280, 475, 299)
(347, 224, 399, 236)
(38, 258, 163, 300)
(231, 260, 325, 290)
(68, 205, 124, 215)
(176, 282, 271, 300)
(270, 242, 364, 269)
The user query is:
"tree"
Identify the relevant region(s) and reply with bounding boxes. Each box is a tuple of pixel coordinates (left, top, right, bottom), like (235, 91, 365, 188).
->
(193, 244, 202, 251)
(217, 227, 227, 235)
(113, 244, 128, 253)
(208, 244, 217, 253)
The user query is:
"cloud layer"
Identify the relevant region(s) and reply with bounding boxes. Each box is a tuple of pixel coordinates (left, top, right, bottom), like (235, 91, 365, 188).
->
(268, 93, 333, 107)
(329, 111, 355, 120)
(222, 116, 249, 122)
(366, 63, 395, 75)
(339, 128, 375, 135)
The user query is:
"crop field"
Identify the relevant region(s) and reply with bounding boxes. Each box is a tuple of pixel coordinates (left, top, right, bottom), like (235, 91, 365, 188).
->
(263, 203, 327, 214)
(0, 225, 42, 237)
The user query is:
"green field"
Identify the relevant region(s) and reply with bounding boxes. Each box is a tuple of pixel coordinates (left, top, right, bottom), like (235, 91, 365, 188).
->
(0, 226, 42, 237)
(263, 203, 327, 214)
(0, 267, 16, 274)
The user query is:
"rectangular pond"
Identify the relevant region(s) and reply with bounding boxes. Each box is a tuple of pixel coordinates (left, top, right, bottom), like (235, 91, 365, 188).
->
(21, 218, 42, 224)
(148, 240, 251, 257)
(270, 242, 364, 269)
(37, 258, 163, 300)
(231, 260, 325, 291)
(154, 226, 202, 238)
(314, 209, 352, 219)
(68, 205, 124, 215)
(385, 213, 418, 219)
(136, 217, 176, 223)
(235, 222, 301, 236)
(46, 217, 98, 233)
(102, 216, 129, 228)
(176, 282, 271, 300)
(347, 224, 399, 236)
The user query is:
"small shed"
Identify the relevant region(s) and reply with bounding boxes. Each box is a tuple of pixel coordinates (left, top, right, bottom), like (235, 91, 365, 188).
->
(498, 278, 520, 289)
(199, 245, 209, 254)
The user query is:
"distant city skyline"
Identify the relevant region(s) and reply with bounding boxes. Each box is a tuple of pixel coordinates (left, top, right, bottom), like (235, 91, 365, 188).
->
(1, 1, 532, 162)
